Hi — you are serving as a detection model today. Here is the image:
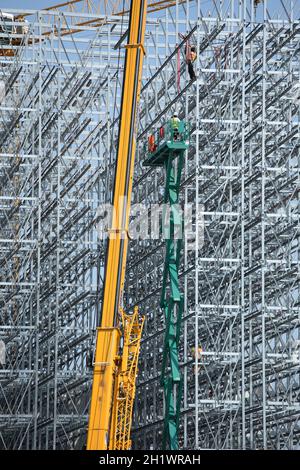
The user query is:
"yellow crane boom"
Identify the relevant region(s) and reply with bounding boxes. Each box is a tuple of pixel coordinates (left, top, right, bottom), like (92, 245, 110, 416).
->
(86, 0, 148, 450)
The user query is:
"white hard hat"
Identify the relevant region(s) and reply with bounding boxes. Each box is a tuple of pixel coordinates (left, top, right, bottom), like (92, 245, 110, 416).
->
(173, 112, 178, 117)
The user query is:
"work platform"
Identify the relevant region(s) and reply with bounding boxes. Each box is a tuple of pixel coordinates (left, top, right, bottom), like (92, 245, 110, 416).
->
(143, 121, 189, 167)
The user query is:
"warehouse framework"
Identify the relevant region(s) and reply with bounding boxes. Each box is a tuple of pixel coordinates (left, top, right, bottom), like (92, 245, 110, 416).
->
(0, 0, 299, 450)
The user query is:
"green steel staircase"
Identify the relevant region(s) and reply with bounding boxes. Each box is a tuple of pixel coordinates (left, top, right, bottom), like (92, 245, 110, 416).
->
(144, 121, 190, 449)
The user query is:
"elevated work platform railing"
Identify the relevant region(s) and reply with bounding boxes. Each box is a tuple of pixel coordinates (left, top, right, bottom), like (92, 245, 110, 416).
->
(143, 121, 189, 167)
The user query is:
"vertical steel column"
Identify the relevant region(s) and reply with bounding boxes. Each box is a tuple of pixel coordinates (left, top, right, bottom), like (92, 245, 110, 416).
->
(261, 0, 267, 449)
(53, 12, 62, 449)
(194, 0, 201, 449)
(241, 0, 246, 450)
(33, 10, 42, 450)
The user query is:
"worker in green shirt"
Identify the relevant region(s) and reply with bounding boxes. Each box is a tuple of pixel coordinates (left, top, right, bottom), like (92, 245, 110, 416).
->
(170, 112, 180, 140)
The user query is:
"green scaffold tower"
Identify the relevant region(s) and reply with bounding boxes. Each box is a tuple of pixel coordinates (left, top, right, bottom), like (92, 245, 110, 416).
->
(144, 120, 190, 449)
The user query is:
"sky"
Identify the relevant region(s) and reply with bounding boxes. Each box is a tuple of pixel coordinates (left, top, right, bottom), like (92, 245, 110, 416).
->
(0, 0, 286, 12)
(0, 1, 53, 8)
(0, 0, 295, 28)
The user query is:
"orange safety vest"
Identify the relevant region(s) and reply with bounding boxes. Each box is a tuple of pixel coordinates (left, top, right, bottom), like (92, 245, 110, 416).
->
(185, 42, 197, 63)
(148, 134, 155, 152)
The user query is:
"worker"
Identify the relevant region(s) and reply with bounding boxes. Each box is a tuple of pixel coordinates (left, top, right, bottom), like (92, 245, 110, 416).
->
(185, 44, 197, 81)
(159, 125, 165, 139)
(191, 345, 203, 373)
(171, 112, 180, 140)
(148, 133, 156, 153)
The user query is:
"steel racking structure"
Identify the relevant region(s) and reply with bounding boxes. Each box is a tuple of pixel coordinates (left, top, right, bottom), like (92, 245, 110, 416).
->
(0, 5, 130, 449)
(129, 0, 300, 450)
(0, 0, 299, 450)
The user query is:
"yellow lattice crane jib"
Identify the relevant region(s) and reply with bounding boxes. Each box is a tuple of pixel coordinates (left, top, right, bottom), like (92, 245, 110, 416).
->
(109, 309, 145, 450)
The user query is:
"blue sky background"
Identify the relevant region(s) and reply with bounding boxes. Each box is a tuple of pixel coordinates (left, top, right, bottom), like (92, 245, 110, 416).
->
(0, 0, 296, 28)
(0, 1, 53, 8)
(0, 1, 285, 12)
